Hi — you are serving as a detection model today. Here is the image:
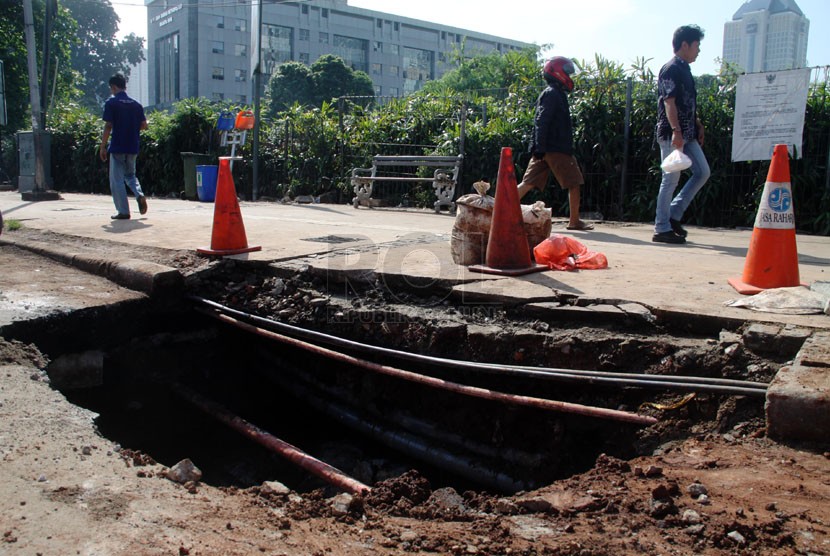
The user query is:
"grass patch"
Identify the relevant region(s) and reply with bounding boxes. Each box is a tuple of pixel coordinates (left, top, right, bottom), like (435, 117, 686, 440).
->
(4, 219, 22, 231)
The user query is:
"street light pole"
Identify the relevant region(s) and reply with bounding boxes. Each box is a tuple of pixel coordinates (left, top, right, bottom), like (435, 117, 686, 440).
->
(251, 0, 262, 201)
(21, 0, 58, 201)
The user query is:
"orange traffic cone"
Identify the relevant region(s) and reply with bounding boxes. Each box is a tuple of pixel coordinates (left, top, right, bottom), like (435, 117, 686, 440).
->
(728, 144, 803, 294)
(197, 157, 262, 256)
(468, 147, 546, 276)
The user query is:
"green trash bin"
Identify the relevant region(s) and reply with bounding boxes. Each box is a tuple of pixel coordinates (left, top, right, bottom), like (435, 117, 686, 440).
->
(180, 152, 214, 200)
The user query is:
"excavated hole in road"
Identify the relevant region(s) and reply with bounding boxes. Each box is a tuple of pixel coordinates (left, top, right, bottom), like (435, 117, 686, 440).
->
(19, 262, 799, 495)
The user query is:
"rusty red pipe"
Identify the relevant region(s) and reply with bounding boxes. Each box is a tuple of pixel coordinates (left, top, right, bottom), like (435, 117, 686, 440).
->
(171, 382, 371, 495)
(201, 308, 658, 427)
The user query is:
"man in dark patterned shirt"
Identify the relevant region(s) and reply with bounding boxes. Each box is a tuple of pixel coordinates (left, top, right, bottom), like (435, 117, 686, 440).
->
(653, 25, 710, 244)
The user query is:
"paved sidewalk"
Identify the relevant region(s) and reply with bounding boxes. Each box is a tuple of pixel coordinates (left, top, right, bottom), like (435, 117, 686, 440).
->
(1, 190, 829, 329)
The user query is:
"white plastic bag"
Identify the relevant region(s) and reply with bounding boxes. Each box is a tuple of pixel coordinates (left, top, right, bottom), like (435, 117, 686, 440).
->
(661, 149, 692, 173)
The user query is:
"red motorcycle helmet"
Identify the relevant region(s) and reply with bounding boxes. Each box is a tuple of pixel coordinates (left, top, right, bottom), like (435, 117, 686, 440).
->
(543, 56, 576, 91)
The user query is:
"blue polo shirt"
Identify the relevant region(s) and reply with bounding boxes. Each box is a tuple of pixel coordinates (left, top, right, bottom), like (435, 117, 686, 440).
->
(102, 91, 145, 154)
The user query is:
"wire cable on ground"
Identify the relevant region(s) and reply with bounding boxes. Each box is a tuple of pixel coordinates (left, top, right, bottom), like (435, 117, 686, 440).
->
(190, 296, 768, 397)
(195, 305, 658, 426)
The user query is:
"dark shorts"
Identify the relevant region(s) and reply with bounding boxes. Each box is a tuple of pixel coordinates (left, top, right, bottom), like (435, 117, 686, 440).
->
(521, 152, 584, 191)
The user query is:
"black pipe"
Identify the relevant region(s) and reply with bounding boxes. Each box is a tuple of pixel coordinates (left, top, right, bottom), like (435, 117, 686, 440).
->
(200, 307, 658, 425)
(189, 296, 767, 396)
(271, 366, 537, 493)
(254, 346, 546, 469)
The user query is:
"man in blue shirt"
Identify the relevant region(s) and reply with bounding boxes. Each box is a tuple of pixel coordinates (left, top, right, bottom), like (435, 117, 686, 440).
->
(99, 73, 148, 220)
(653, 25, 710, 244)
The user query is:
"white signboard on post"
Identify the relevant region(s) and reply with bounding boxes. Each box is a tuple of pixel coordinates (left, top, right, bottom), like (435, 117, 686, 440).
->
(731, 68, 810, 162)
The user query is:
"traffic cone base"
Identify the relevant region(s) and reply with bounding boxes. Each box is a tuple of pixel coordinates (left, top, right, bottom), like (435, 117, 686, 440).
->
(728, 144, 801, 295)
(197, 245, 262, 256)
(468, 147, 546, 277)
(726, 276, 807, 296)
(197, 157, 261, 257)
(467, 262, 547, 276)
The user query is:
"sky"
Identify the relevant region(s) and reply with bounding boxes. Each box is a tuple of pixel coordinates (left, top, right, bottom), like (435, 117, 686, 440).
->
(111, 0, 830, 76)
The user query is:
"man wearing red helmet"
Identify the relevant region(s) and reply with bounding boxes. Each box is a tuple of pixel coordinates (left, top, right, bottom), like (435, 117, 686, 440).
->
(652, 24, 710, 244)
(517, 56, 593, 231)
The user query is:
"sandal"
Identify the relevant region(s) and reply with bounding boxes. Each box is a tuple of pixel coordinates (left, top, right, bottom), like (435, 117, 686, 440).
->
(566, 221, 594, 231)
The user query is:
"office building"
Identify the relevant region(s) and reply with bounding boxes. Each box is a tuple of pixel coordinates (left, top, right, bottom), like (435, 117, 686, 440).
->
(722, 0, 809, 73)
(146, 0, 533, 109)
(126, 49, 150, 107)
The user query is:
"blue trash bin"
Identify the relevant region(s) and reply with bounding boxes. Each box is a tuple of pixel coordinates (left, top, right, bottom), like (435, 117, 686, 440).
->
(196, 165, 219, 202)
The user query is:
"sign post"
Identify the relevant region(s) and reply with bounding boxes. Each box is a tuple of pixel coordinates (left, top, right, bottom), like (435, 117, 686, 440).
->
(731, 68, 811, 162)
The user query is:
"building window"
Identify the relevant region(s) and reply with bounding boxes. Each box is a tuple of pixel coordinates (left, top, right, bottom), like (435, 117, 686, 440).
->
(388, 87, 399, 97)
(394, 22, 399, 31)
(319, 32, 329, 44)
(302, 4, 308, 14)
(234, 69, 247, 82)
(389, 44, 399, 55)
(212, 67, 224, 80)
(234, 44, 247, 57)
(155, 32, 180, 104)
(333, 35, 368, 73)
(299, 52, 310, 64)
(373, 41, 382, 52)
(372, 63, 382, 75)
(212, 92, 224, 101)
(299, 29, 310, 41)
(237, 94, 247, 103)
(322, 8, 328, 17)
(213, 15, 224, 29)
(374, 85, 381, 95)
(376, 19, 382, 28)
(403, 46, 433, 93)
(388, 65, 399, 76)
(211, 41, 224, 54)
(262, 24, 292, 75)
(234, 18, 246, 32)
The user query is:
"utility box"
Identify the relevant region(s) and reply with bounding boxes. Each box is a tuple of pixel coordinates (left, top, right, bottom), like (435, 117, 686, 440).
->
(17, 131, 52, 192)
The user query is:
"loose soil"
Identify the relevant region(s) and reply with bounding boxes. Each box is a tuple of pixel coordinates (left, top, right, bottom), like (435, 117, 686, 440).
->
(1, 228, 829, 555)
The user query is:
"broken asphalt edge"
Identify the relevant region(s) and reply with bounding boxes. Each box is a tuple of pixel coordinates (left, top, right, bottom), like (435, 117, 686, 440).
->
(0, 234, 183, 298)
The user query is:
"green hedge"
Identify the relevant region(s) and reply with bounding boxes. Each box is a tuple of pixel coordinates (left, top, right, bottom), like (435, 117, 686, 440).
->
(24, 60, 830, 235)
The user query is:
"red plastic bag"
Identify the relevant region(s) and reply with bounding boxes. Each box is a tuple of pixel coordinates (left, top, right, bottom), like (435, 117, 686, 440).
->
(533, 234, 608, 271)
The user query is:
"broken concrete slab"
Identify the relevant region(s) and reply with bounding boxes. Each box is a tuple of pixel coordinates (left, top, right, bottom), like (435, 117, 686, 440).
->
(796, 332, 830, 368)
(766, 364, 830, 443)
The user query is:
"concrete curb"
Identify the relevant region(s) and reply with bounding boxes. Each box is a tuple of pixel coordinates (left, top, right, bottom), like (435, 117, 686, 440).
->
(0, 235, 183, 297)
(766, 331, 830, 444)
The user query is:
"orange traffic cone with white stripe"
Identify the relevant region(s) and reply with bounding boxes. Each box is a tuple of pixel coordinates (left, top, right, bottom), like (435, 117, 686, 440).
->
(197, 157, 261, 256)
(468, 147, 546, 276)
(728, 144, 803, 294)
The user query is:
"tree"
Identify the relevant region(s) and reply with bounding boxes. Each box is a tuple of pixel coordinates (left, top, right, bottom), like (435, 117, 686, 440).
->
(421, 46, 540, 96)
(310, 54, 374, 104)
(62, 0, 145, 110)
(0, 0, 77, 133)
(265, 62, 315, 117)
(265, 54, 375, 117)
